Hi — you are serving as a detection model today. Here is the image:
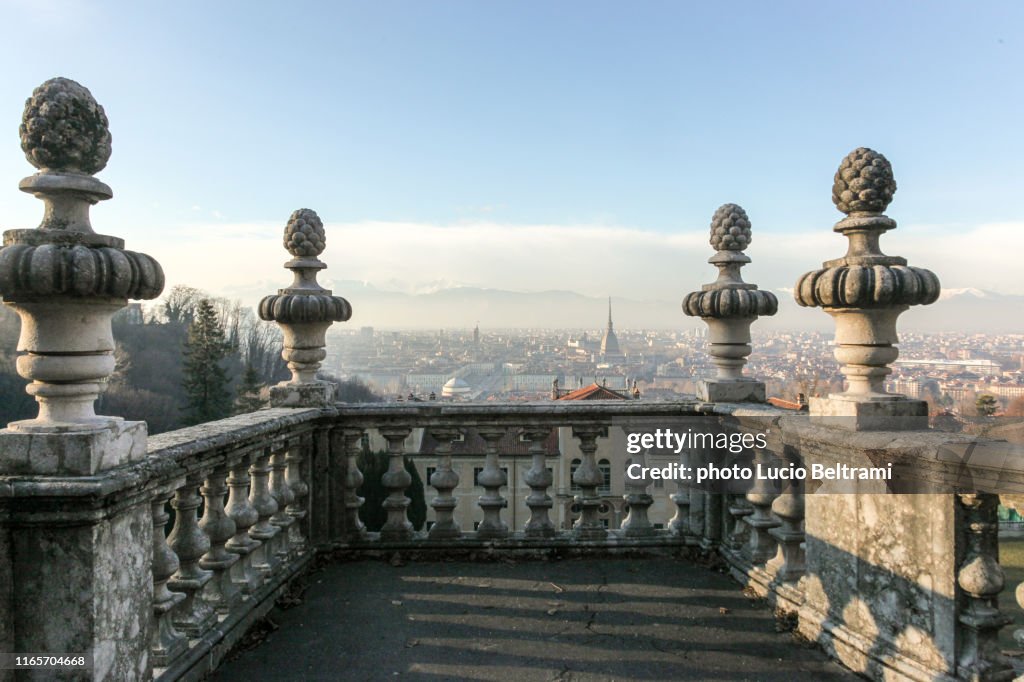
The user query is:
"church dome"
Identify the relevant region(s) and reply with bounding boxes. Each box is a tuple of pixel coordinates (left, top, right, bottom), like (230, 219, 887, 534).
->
(441, 376, 472, 398)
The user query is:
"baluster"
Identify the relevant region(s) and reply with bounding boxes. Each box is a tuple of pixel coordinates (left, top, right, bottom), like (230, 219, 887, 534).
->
(523, 428, 556, 538)
(428, 428, 462, 540)
(727, 494, 753, 552)
(571, 426, 607, 541)
(669, 482, 691, 538)
(956, 492, 1012, 679)
(379, 427, 414, 541)
(476, 427, 509, 539)
(745, 447, 779, 565)
(150, 487, 187, 667)
(225, 452, 262, 594)
(621, 438, 654, 537)
(199, 465, 241, 613)
(702, 492, 724, 550)
(766, 484, 805, 582)
(248, 447, 281, 577)
(168, 472, 216, 636)
(340, 428, 366, 540)
(1007, 498, 1024, 650)
(286, 433, 311, 551)
(269, 442, 295, 561)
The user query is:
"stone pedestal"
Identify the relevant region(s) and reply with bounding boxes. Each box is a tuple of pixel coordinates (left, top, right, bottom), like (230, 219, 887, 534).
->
(268, 381, 335, 409)
(794, 148, 939, 432)
(683, 204, 776, 404)
(0, 420, 147, 475)
(259, 209, 351, 410)
(7, 499, 154, 681)
(810, 394, 928, 431)
(697, 379, 766, 404)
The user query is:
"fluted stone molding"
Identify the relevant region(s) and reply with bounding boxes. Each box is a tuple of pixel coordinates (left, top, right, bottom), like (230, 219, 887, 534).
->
(955, 493, 1012, 680)
(795, 148, 939, 429)
(150, 486, 187, 667)
(259, 209, 351, 408)
(427, 428, 462, 540)
(571, 426, 607, 541)
(683, 204, 777, 403)
(225, 452, 262, 595)
(0, 78, 164, 448)
(476, 427, 509, 539)
(523, 428, 556, 538)
(167, 473, 216, 636)
(380, 427, 414, 541)
(198, 466, 242, 614)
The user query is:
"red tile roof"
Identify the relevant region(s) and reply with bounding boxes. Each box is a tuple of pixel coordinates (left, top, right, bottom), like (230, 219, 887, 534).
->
(557, 383, 630, 401)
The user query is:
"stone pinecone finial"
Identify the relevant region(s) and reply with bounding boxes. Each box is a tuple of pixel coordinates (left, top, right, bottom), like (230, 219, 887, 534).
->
(20, 77, 112, 175)
(709, 203, 752, 251)
(283, 208, 327, 259)
(682, 204, 777, 320)
(794, 148, 939, 310)
(831, 147, 896, 215)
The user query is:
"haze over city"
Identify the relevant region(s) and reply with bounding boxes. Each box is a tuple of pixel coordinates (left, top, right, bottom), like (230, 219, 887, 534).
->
(0, 1, 1022, 330)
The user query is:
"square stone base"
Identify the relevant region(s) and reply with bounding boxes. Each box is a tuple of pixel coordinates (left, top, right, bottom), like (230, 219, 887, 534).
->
(0, 419, 147, 475)
(697, 379, 765, 403)
(809, 395, 928, 431)
(269, 381, 335, 408)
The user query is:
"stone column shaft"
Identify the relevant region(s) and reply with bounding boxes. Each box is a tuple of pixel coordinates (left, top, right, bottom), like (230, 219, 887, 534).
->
(523, 428, 555, 538)
(380, 427, 414, 541)
(476, 428, 509, 539)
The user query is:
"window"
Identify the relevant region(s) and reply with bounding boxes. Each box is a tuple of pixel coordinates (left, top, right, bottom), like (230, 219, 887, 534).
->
(570, 459, 581, 492)
(598, 459, 612, 495)
(426, 466, 436, 484)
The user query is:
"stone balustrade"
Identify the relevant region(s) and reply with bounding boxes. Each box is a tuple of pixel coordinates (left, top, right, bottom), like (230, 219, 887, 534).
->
(3, 76, 1024, 682)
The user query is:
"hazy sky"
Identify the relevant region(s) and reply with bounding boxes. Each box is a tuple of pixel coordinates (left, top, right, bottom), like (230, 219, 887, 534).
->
(1, 1, 1022, 309)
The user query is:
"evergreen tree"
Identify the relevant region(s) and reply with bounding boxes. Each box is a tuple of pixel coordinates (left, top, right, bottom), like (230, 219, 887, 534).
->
(976, 394, 999, 417)
(357, 449, 427, 532)
(234, 363, 265, 414)
(182, 299, 233, 425)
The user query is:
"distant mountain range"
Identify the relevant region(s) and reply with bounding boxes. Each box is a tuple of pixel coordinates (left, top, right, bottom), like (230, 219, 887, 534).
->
(299, 281, 1024, 333)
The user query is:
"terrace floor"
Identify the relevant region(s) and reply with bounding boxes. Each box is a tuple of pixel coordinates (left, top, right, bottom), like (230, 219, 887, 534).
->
(210, 555, 854, 681)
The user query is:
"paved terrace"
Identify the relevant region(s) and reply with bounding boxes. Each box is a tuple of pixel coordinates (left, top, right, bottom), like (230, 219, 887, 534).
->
(211, 557, 853, 681)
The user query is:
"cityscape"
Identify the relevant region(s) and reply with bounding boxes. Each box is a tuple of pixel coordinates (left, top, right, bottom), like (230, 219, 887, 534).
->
(326, 307, 1024, 419)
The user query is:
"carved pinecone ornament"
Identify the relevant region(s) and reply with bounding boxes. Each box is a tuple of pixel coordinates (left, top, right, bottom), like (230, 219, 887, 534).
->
(709, 203, 752, 251)
(20, 78, 112, 174)
(284, 209, 327, 258)
(832, 148, 896, 214)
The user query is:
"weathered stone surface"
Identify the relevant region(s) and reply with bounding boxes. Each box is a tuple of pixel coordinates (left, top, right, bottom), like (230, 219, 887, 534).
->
(795, 148, 940, 423)
(0, 419, 147, 474)
(20, 78, 111, 175)
(259, 209, 349, 403)
(697, 378, 766, 403)
(2, 77, 163, 433)
(11, 503, 152, 681)
(808, 395, 928, 431)
(683, 204, 775, 401)
(268, 380, 334, 408)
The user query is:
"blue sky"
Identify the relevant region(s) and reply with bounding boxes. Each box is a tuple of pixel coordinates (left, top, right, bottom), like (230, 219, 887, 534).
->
(0, 1, 1022, 307)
